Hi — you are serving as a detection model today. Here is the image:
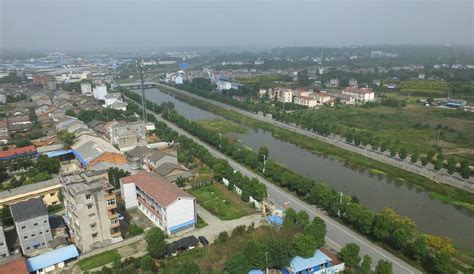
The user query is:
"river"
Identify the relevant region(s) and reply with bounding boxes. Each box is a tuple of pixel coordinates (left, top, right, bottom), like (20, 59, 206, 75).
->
(142, 88, 474, 251)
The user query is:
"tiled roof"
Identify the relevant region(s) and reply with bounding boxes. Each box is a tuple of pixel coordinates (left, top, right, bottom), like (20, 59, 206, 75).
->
(121, 172, 193, 207)
(10, 198, 48, 222)
(0, 254, 29, 274)
(0, 145, 36, 159)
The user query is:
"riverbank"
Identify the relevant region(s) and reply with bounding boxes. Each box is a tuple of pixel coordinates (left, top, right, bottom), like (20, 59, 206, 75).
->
(157, 84, 474, 213)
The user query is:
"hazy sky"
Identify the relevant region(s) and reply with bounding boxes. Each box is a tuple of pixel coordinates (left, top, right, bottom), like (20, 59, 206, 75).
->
(1, 0, 473, 51)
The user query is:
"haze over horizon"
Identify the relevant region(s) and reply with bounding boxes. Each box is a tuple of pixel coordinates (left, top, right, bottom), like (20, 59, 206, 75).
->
(1, 0, 473, 52)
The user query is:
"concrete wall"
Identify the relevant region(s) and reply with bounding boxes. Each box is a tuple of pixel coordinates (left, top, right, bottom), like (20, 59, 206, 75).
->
(166, 198, 195, 233)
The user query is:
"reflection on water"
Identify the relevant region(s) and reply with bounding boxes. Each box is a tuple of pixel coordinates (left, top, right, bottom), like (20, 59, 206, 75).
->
(142, 88, 474, 250)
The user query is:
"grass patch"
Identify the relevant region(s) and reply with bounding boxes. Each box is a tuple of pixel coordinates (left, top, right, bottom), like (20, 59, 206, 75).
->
(198, 119, 246, 134)
(196, 215, 208, 229)
(78, 250, 120, 271)
(190, 183, 254, 220)
(429, 192, 474, 212)
(369, 168, 387, 175)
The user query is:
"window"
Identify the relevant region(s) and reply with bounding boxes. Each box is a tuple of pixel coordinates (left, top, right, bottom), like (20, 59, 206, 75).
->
(31, 234, 35, 237)
(39, 232, 43, 235)
(52, 201, 58, 205)
(21, 226, 25, 229)
(34, 223, 38, 226)
(44, 220, 47, 224)
(50, 193, 55, 197)
(24, 236, 28, 239)
(26, 247, 30, 250)
(89, 214, 96, 220)
(87, 204, 93, 209)
(86, 194, 91, 200)
(90, 223, 96, 229)
(106, 199, 116, 207)
(42, 242, 45, 246)
(92, 233, 98, 238)
(45, 230, 49, 233)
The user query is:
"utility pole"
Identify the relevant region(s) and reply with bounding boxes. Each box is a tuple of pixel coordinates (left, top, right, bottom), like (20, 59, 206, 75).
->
(265, 251, 268, 274)
(137, 57, 147, 122)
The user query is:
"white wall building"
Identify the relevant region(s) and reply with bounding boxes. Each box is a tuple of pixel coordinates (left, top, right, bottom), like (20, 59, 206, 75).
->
(93, 84, 108, 100)
(217, 81, 232, 91)
(104, 93, 122, 107)
(342, 88, 375, 103)
(120, 172, 196, 236)
(80, 82, 92, 96)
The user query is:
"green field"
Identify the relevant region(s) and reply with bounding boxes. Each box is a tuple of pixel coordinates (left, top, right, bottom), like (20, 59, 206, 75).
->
(190, 184, 254, 220)
(198, 119, 246, 134)
(399, 80, 448, 96)
(78, 250, 121, 271)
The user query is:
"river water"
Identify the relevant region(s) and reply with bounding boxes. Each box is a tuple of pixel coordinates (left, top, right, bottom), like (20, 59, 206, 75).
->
(143, 88, 474, 251)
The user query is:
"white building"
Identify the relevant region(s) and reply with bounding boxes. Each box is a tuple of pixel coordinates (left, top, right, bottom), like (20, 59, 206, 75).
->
(93, 84, 108, 100)
(342, 88, 375, 103)
(104, 93, 122, 107)
(348, 79, 358, 88)
(217, 81, 232, 91)
(120, 172, 196, 236)
(328, 78, 339, 88)
(294, 96, 317, 108)
(80, 82, 92, 96)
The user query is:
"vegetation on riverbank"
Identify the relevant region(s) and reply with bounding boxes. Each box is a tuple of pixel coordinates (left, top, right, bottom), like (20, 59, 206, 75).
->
(156, 84, 474, 213)
(122, 88, 474, 272)
(197, 119, 246, 134)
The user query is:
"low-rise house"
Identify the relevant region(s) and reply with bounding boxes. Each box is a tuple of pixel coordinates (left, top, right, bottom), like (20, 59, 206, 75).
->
(8, 115, 31, 127)
(0, 145, 37, 161)
(143, 150, 178, 172)
(126, 145, 155, 169)
(120, 172, 196, 236)
(104, 93, 123, 107)
(348, 79, 358, 88)
(311, 92, 332, 105)
(109, 101, 127, 111)
(71, 134, 127, 169)
(0, 178, 61, 209)
(93, 84, 108, 100)
(80, 82, 93, 96)
(55, 117, 88, 134)
(61, 171, 122, 252)
(156, 163, 193, 182)
(0, 120, 8, 136)
(342, 88, 375, 103)
(328, 78, 339, 88)
(32, 135, 59, 147)
(26, 244, 80, 273)
(293, 96, 317, 108)
(281, 248, 345, 274)
(10, 198, 53, 254)
(106, 121, 147, 151)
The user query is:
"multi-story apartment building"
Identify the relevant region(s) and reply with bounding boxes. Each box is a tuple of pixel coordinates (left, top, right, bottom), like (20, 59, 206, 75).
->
(0, 221, 9, 259)
(120, 172, 196, 236)
(60, 170, 122, 253)
(10, 198, 53, 254)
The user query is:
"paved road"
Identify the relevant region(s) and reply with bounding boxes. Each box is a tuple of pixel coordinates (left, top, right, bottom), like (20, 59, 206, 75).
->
(156, 83, 474, 193)
(131, 97, 421, 274)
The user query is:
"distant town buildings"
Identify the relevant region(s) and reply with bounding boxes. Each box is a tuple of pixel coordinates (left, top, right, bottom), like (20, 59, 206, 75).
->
(80, 82, 93, 96)
(342, 88, 375, 103)
(93, 84, 108, 100)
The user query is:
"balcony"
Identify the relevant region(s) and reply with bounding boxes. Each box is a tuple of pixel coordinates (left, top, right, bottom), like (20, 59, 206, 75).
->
(106, 198, 117, 209)
(108, 209, 118, 219)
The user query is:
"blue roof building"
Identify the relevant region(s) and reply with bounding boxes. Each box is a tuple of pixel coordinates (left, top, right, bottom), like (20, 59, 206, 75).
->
(26, 245, 80, 273)
(281, 249, 345, 274)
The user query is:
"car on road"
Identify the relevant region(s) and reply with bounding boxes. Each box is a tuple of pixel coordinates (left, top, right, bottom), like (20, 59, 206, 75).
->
(198, 236, 209, 246)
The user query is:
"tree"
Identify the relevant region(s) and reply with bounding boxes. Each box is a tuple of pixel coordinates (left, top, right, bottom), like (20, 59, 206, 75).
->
(139, 256, 155, 272)
(215, 231, 229, 244)
(225, 253, 251, 273)
(108, 168, 130, 189)
(339, 243, 361, 268)
(145, 228, 166, 258)
(284, 208, 298, 224)
(434, 159, 442, 171)
(427, 252, 455, 274)
(446, 157, 457, 175)
(57, 130, 76, 149)
(407, 236, 428, 262)
(410, 150, 419, 163)
(258, 146, 269, 162)
(176, 176, 186, 187)
(361, 255, 372, 273)
(303, 217, 326, 248)
(127, 224, 144, 236)
(426, 150, 435, 161)
(65, 109, 77, 117)
(243, 240, 267, 270)
(375, 260, 393, 274)
(389, 147, 397, 157)
(35, 156, 60, 174)
(176, 261, 200, 274)
(295, 211, 309, 227)
(297, 70, 311, 86)
(398, 147, 407, 160)
(294, 234, 316, 258)
(421, 157, 428, 166)
(267, 239, 296, 268)
(460, 160, 470, 179)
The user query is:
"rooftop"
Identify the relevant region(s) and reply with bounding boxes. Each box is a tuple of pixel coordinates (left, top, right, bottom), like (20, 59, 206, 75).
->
(121, 172, 193, 207)
(10, 198, 48, 222)
(288, 249, 332, 272)
(0, 145, 36, 160)
(0, 178, 60, 200)
(0, 254, 29, 274)
(26, 244, 79, 272)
